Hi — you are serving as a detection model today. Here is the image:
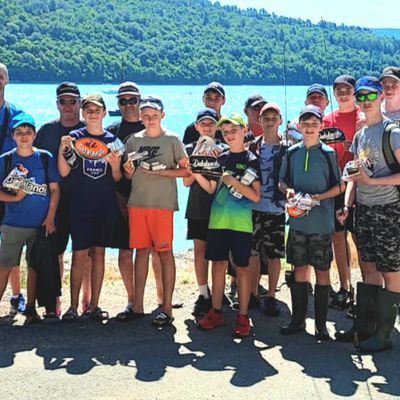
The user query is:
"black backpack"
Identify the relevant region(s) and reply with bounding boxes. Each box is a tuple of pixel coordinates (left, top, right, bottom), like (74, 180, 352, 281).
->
(381, 120, 400, 193)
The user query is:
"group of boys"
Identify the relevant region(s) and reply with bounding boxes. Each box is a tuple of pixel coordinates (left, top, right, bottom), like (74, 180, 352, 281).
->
(1, 59, 400, 352)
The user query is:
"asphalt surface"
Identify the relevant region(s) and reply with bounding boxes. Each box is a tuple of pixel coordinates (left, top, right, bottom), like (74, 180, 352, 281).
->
(0, 274, 399, 400)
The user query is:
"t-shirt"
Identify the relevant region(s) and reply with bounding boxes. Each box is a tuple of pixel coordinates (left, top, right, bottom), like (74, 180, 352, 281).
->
(0, 149, 61, 228)
(68, 127, 120, 216)
(0, 102, 24, 154)
(182, 122, 223, 145)
(124, 129, 187, 211)
(184, 141, 218, 220)
(279, 142, 340, 235)
(209, 150, 260, 233)
(382, 106, 400, 122)
(350, 119, 400, 206)
(323, 107, 361, 170)
(252, 141, 286, 215)
(107, 119, 145, 198)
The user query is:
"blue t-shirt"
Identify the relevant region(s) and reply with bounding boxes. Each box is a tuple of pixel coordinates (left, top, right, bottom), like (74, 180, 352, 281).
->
(0, 149, 61, 228)
(68, 128, 120, 217)
(279, 142, 340, 235)
(0, 102, 24, 154)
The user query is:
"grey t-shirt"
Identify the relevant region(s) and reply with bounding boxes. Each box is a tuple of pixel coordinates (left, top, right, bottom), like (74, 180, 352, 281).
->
(350, 119, 400, 206)
(382, 106, 400, 122)
(124, 129, 187, 211)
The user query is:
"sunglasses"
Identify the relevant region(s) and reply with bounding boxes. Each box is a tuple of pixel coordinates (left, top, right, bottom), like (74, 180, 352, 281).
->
(58, 98, 78, 105)
(118, 97, 139, 106)
(355, 92, 379, 102)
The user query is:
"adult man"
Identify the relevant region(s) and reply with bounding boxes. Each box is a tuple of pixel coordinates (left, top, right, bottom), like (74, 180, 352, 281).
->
(107, 82, 162, 320)
(305, 84, 330, 114)
(182, 82, 225, 145)
(34, 82, 91, 315)
(0, 62, 25, 314)
(336, 77, 400, 352)
(243, 95, 267, 138)
(323, 75, 363, 309)
(380, 66, 400, 121)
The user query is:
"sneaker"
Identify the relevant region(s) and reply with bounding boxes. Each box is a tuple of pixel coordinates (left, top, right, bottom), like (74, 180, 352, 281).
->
(197, 309, 224, 330)
(10, 293, 26, 313)
(234, 314, 252, 338)
(42, 312, 60, 323)
(248, 294, 260, 309)
(264, 296, 280, 317)
(151, 311, 174, 327)
(192, 295, 212, 317)
(24, 305, 41, 325)
(258, 284, 268, 297)
(329, 288, 350, 311)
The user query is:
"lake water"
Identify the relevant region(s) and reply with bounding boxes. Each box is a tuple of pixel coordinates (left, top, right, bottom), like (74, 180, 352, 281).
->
(6, 84, 339, 251)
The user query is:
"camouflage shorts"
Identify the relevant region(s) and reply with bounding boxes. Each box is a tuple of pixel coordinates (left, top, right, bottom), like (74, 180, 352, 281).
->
(355, 201, 400, 273)
(286, 229, 333, 271)
(251, 211, 285, 259)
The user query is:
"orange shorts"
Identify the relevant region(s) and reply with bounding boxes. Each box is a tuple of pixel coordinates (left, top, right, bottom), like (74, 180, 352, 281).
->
(128, 208, 174, 252)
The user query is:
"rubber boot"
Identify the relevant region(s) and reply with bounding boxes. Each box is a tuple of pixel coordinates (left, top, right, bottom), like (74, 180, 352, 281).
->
(335, 282, 380, 342)
(280, 282, 308, 335)
(357, 289, 400, 353)
(314, 285, 330, 341)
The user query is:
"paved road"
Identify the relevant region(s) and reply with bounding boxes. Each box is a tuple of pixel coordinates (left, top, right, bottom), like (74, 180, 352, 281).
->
(0, 280, 399, 400)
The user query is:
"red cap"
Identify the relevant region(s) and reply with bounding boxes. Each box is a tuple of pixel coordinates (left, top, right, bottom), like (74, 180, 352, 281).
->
(259, 102, 282, 117)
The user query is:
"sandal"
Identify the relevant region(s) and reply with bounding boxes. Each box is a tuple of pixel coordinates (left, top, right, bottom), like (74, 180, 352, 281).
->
(62, 307, 79, 321)
(115, 307, 144, 322)
(151, 311, 174, 327)
(43, 312, 59, 323)
(91, 307, 109, 321)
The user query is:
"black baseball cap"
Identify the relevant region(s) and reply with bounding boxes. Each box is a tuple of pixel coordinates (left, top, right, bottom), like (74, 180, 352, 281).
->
(299, 105, 323, 121)
(333, 75, 356, 89)
(117, 81, 141, 96)
(306, 84, 328, 98)
(380, 66, 400, 82)
(81, 93, 106, 109)
(139, 95, 164, 111)
(196, 108, 218, 123)
(56, 82, 80, 98)
(204, 82, 225, 97)
(244, 94, 267, 109)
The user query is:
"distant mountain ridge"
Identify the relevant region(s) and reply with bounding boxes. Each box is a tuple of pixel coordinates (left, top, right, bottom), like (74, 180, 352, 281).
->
(1, 0, 399, 84)
(372, 29, 400, 40)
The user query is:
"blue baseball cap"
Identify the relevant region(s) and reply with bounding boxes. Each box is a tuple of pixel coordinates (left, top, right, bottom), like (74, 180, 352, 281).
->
(11, 113, 36, 130)
(196, 108, 218, 123)
(354, 76, 383, 94)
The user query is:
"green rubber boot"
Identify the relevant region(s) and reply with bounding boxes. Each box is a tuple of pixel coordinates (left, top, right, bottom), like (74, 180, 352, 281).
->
(280, 282, 308, 335)
(357, 289, 400, 353)
(315, 285, 330, 341)
(335, 282, 380, 342)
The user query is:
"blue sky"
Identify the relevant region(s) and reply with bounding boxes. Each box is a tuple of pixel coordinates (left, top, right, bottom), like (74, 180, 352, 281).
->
(214, 0, 397, 28)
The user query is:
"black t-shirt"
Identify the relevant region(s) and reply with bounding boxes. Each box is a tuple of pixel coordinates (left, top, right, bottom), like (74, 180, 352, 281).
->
(106, 119, 145, 198)
(183, 122, 224, 145)
(184, 141, 218, 220)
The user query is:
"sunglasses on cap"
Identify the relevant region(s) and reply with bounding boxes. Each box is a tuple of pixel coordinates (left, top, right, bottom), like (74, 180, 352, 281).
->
(58, 98, 78, 105)
(118, 97, 139, 106)
(355, 92, 379, 102)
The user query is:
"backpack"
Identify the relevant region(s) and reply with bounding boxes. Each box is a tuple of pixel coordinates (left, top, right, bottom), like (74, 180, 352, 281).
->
(381, 120, 400, 193)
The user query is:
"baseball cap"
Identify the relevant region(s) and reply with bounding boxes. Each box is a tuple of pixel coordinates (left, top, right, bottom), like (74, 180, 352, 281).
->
(244, 94, 267, 109)
(204, 82, 225, 97)
(139, 95, 164, 111)
(306, 84, 328, 98)
(380, 66, 400, 82)
(354, 76, 383, 94)
(217, 114, 247, 128)
(299, 105, 323, 120)
(333, 75, 356, 89)
(196, 108, 218, 123)
(259, 102, 282, 117)
(12, 113, 36, 130)
(117, 81, 141, 97)
(56, 82, 80, 98)
(81, 93, 106, 109)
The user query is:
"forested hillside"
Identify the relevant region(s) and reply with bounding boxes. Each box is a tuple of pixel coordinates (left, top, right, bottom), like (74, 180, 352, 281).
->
(1, 0, 399, 84)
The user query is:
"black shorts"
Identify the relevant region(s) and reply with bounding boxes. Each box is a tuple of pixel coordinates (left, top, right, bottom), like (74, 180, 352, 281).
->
(70, 213, 116, 251)
(55, 192, 70, 255)
(110, 208, 130, 250)
(286, 229, 333, 271)
(251, 211, 285, 259)
(334, 195, 355, 233)
(355, 201, 400, 273)
(187, 219, 209, 242)
(206, 229, 252, 267)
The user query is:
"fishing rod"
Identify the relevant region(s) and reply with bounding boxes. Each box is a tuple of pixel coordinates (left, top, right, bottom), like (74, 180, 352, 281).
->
(320, 19, 357, 346)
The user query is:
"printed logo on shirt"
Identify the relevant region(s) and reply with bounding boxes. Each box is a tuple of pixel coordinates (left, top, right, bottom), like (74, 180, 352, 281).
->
(82, 159, 108, 179)
(137, 146, 161, 161)
(235, 163, 247, 171)
(358, 138, 379, 175)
